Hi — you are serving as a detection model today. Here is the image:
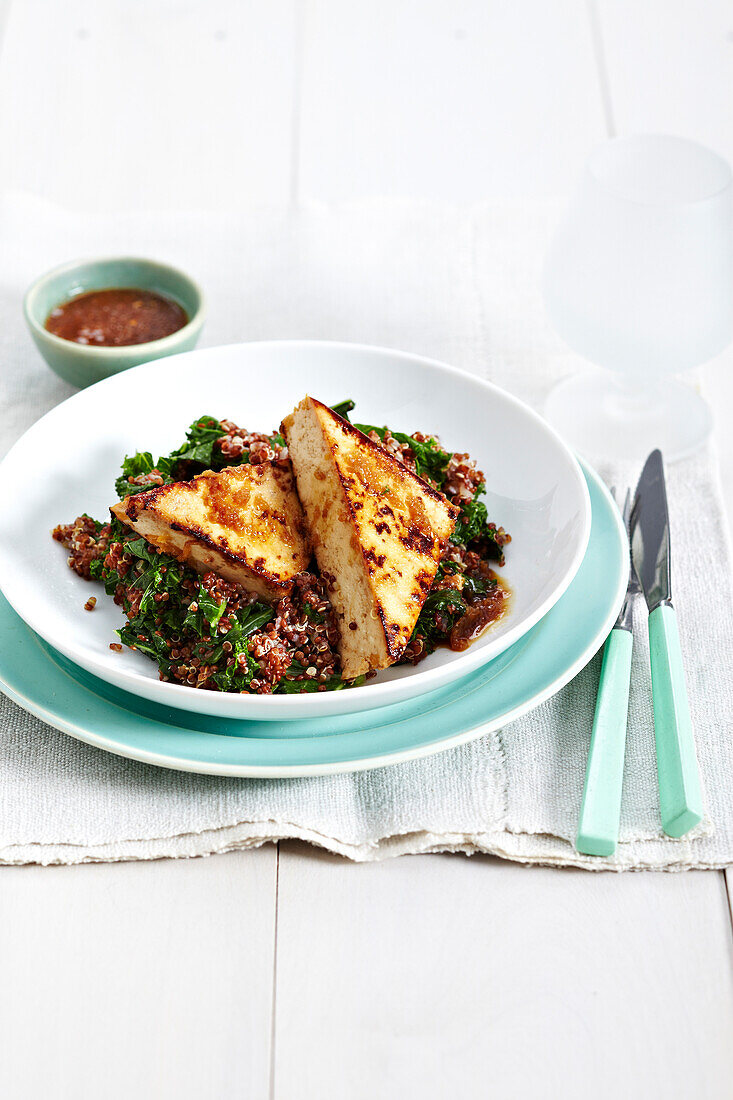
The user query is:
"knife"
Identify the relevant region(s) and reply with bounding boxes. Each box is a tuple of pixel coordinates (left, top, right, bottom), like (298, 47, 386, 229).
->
(630, 449, 703, 838)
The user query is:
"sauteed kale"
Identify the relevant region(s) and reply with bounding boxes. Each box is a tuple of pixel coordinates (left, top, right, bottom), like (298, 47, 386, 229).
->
(53, 404, 510, 694)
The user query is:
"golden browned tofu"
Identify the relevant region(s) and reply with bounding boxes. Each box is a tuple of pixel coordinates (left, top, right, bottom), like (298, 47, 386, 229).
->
(111, 464, 310, 602)
(282, 397, 458, 678)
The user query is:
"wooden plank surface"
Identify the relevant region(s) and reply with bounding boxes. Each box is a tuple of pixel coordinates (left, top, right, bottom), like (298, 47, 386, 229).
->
(274, 843, 733, 1100)
(297, 0, 605, 200)
(0, 0, 298, 210)
(0, 3, 731, 1099)
(0, 850, 278, 1100)
(595, 0, 733, 165)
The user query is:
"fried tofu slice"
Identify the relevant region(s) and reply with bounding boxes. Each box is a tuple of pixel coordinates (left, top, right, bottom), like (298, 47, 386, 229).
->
(281, 397, 459, 678)
(111, 463, 310, 602)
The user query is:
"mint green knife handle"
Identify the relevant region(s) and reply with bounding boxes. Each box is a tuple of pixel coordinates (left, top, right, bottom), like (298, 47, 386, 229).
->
(648, 603, 703, 838)
(576, 628, 633, 857)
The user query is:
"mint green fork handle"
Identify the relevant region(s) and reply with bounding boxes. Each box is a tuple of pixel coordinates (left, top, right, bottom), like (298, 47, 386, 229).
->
(576, 628, 633, 857)
(648, 603, 703, 838)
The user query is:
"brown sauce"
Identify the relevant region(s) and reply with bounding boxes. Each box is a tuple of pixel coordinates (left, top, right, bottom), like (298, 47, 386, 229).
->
(448, 574, 509, 651)
(46, 288, 187, 347)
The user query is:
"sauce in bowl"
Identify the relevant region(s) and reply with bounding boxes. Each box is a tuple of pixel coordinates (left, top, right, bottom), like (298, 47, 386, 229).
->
(46, 288, 188, 347)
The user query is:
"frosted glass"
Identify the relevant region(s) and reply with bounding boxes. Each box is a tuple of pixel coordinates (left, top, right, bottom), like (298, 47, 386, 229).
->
(543, 135, 733, 460)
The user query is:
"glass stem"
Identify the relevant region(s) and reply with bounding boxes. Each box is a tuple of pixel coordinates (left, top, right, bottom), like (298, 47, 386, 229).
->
(606, 373, 664, 420)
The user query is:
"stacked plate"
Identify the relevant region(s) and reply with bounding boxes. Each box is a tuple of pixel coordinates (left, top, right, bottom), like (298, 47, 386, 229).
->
(0, 343, 627, 775)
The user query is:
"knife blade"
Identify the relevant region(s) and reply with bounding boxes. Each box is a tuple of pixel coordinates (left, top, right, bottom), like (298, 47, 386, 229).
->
(630, 449, 703, 838)
(630, 449, 670, 612)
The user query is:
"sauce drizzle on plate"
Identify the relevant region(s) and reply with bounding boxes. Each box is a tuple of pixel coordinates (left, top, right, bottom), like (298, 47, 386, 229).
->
(449, 573, 509, 651)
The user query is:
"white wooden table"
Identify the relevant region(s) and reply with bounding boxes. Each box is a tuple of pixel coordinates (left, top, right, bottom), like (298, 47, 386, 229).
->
(1, 3, 732, 1097)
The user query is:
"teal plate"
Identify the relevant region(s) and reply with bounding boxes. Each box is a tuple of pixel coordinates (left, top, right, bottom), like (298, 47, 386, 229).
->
(0, 465, 626, 776)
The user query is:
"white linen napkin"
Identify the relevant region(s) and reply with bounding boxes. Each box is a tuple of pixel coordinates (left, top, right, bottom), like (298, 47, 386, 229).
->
(1, 193, 731, 868)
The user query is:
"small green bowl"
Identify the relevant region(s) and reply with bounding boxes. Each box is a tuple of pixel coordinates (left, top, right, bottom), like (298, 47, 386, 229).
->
(24, 256, 206, 388)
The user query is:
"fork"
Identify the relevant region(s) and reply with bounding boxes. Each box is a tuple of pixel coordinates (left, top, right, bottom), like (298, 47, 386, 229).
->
(576, 489, 638, 857)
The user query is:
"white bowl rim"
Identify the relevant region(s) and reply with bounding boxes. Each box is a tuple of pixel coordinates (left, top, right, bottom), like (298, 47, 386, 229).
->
(0, 339, 592, 716)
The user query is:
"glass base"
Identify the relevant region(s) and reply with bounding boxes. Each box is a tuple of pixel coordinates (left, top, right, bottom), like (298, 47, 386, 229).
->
(544, 373, 711, 463)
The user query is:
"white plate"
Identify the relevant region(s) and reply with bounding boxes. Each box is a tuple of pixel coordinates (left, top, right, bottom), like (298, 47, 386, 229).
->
(0, 341, 591, 719)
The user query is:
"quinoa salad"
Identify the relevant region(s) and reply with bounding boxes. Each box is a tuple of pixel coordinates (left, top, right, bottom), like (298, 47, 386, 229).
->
(53, 401, 511, 695)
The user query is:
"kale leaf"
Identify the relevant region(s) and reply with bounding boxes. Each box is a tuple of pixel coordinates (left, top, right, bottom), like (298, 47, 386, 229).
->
(331, 399, 356, 421)
(411, 587, 467, 653)
(462, 574, 496, 601)
(450, 485, 506, 562)
(278, 662, 366, 693)
(114, 415, 243, 501)
(114, 452, 174, 499)
(167, 415, 226, 470)
(181, 585, 226, 635)
(354, 422, 450, 485)
(451, 490, 489, 545)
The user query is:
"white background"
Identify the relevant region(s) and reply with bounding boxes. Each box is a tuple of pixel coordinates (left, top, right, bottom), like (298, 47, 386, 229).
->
(1, 2, 733, 1097)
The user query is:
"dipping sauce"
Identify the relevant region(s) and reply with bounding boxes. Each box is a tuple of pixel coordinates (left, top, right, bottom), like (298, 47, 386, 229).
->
(46, 288, 187, 347)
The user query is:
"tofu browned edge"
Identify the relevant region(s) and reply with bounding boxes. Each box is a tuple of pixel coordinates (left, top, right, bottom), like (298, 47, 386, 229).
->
(111, 465, 310, 603)
(281, 396, 459, 678)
